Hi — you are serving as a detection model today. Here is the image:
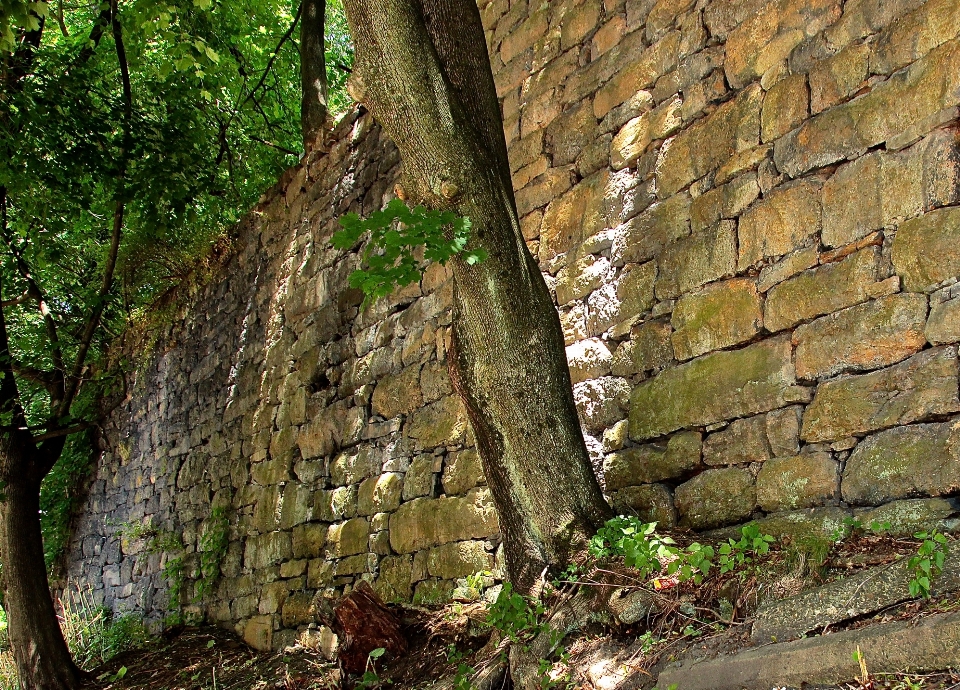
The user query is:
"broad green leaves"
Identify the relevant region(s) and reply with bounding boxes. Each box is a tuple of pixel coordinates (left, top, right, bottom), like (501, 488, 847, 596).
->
(332, 198, 486, 302)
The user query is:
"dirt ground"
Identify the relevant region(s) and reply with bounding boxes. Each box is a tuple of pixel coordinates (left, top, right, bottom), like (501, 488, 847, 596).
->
(84, 532, 960, 690)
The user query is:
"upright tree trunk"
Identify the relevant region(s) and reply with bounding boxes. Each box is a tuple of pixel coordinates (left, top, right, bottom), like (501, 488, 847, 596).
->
(342, 0, 612, 593)
(0, 284, 81, 689)
(0, 474, 81, 689)
(300, 0, 328, 149)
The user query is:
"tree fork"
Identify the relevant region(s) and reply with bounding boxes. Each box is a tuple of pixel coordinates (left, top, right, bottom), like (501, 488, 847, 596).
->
(342, 0, 612, 594)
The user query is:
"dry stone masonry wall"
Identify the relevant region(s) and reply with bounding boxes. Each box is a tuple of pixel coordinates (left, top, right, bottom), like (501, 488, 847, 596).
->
(66, 0, 960, 652)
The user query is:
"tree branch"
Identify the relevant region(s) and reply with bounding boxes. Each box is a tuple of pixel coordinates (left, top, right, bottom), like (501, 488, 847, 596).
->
(0, 290, 30, 307)
(56, 0, 130, 419)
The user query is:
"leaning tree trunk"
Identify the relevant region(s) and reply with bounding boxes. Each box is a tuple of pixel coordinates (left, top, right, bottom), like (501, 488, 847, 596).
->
(342, 0, 612, 594)
(300, 0, 328, 149)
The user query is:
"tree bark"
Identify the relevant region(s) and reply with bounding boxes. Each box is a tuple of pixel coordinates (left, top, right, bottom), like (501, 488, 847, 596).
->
(0, 270, 82, 689)
(342, 0, 612, 594)
(300, 0, 328, 149)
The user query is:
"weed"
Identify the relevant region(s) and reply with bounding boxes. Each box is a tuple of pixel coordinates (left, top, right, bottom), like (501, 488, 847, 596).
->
(717, 523, 775, 574)
(487, 582, 545, 643)
(908, 531, 949, 598)
(196, 506, 230, 602)
(357, 647, 390, 688)
(589, 517, 721, 584)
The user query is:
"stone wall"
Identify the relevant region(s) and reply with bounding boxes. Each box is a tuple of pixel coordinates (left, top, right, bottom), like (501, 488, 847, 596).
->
(65, 0, 960, 651)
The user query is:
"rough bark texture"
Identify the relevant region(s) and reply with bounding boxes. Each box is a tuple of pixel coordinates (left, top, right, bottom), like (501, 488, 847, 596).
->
(333, 581, 407, 675)
(0, 282, 81, 690)
(342, 0, 612, 594)
(300, 0, 328, 149)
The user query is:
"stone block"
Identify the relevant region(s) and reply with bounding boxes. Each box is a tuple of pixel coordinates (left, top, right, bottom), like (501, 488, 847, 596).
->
(545, 102, 598, 168)
(604, 430, 702, 490)
(560, 0, 601, 49)
(724, 0, 841, 89)
(292, 523, 328, 559)
(842, 420, 960, 505)
(307, 558, 333, 589)
(809, 43, 869, 114)
(315, 485, 358, 522)
(822, 131, 960, 249)
(281, 593, 314, 628)
(375, 555, 412, 603)
(671, 278, 763, 360)
(500, 9, 548, 63)
(555, 256, 614, 306)
(566, 338, 613, 384)
(737, 179, 822, 270)
(675, 467, 757, 530)
(802, 346, 960, 442)
(655, 221, 737, 300)
(574, 376, 631, 433)
(594, 31, 680, 118)
(612, 319, 674, 376)
(243, 532, 292, 570)
(761, 73, 808, 143)
(516, 166, 574, 217)
(586, 261, 657, 334)
(389, 488, 499, 554)
(609, 484, 678, 527)
(538, 169, 610, 263)
(357, 473, 403, 516)
(656, 84, 763, 198)
(767, 406, 802, 457)
(756, 452, 839, 512)
(427, 541, 494, 580)
(330, 447, 380, 487)
(508, 130, 544, 173)
(405, 396, 467, 449)
(629, 335, 801, 440)
(774, 40, 960, 178)
(928, 298, 960, 345)
(413, 579, 456, 605)
(870, 0, 960, 76)
(371, 367, 423, 419)
(892, 207, 960, 292)
(403, 454, 435, 501)
(703, 415, 771, 466)
(611, 97, 682, 170)
(243, 615, 274, 651)
(855, 497, 960, 537)
(793, 294, 928, 380)
(326, 518, 370, 558)
(611, 192, 691, 266)
(442, 449, 486, 496)
(764, 247, 879, 332)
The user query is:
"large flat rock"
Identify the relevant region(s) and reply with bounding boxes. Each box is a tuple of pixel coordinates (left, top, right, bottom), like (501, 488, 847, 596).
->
(659, 611, 960, 690)
(752, 549, 960, 644)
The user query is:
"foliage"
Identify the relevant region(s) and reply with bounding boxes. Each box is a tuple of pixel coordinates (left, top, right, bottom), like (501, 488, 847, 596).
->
(57, 586, 151, 670)
(196, 505, 229, 601)
(357, 646, 388, 689)
(39, 432, 95, 570)
(486, 582, 544, 643)
(908, 530, 949, 598)
(717, 522, 775, 574)
(331, 198, 486, 302)
(588, 516, 721, 585)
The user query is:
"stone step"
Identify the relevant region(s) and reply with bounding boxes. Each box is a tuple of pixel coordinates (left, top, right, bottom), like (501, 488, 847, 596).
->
(751, 548, 960, 644)
(657, 611, 960, 690)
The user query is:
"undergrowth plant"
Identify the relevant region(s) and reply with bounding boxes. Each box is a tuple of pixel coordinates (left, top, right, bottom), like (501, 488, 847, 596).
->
(588, 517, 725, 585)
(487, 582, 545, 643)
(908, 530, 949, 598)
(717, 522, 776, 574)
(196, 507, 230, 601)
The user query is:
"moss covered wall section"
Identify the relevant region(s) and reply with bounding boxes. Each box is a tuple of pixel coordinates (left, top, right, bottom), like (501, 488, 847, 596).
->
(64, 0, 960, 652)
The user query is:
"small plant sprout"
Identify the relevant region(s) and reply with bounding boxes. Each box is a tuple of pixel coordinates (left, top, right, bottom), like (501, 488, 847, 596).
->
(908, 530, 949, 598)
